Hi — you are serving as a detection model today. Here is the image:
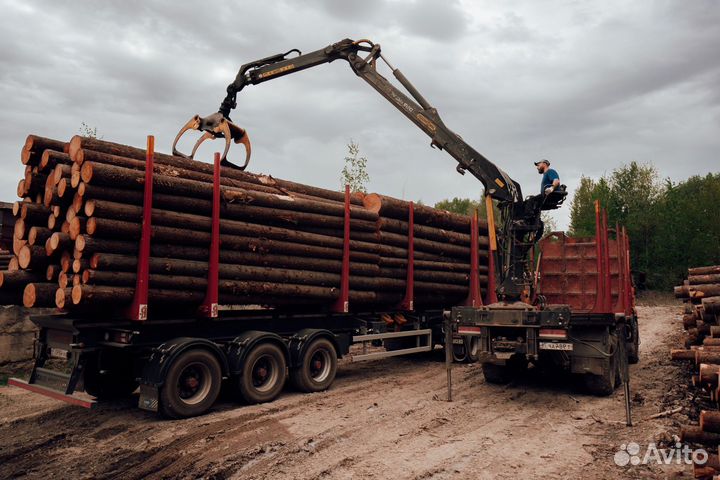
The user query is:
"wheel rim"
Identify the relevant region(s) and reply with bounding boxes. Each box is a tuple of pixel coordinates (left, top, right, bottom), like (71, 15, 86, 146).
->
(308, 348, 332, 383)
(251, 354, 280, 393)
(176, 362, 212, 406)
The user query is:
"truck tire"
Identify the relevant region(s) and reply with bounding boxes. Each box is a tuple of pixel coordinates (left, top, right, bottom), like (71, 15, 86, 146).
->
(237, 342, 287, 403)
(83, 353, 138, 400)
(482, 363, 511, 384)
(582, 334, 619, 396)
(451, 341, 468, 363)
(290, 338, 337, 393)
(159, 349, 222, 419)
(464, 336, 480, 363)
(627, 317, 640, 364)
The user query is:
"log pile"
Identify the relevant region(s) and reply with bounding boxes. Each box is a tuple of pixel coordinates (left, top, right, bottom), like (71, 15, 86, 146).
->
(671, 265, 720, 477)
(0, 134, 492, 317)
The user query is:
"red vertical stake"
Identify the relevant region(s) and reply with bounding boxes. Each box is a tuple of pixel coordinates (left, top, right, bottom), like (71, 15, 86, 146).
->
(199, 152, 221, 318)
(129, 135, 153, 321)
(464, 209, 482, 307)
(602, 210, 611, 312)
(332, 185, 351, 313)
(591, 200, 603, 313)
(398, 202, 414, 310)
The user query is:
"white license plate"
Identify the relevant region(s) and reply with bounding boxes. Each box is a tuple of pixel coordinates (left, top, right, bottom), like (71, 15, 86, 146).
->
(452, 338, 464, 345)
(50, 348, 68, 359)
(539, 342, 573, 351)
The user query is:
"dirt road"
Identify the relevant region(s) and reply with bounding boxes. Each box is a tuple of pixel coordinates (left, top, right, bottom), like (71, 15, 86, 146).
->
(0, 303, 693, 479)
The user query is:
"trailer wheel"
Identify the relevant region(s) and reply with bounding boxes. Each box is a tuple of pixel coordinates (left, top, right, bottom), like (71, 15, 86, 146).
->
(451, 341, 467, 363)
(464, 336, 480, 363)
(237, 342, 287, 404)
(290, 338, 337, 393)
(582, 334, 619, 396)
(159, 349, 222, 418)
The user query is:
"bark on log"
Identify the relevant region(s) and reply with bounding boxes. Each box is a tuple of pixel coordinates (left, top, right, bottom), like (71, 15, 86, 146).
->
(20, 203, 50, 224)
(690, 274, 720, 286)
(0, 271, 40, 288)
(364, 193, 489, 231)
(90, 252, 380, 277)
(690, 266, 720, 276)
(699, 364, 720, 388)
(681, 426, 720, 445)
(40, 150, 71, 172)
(671, 349, 696, 361)
(701, 410, 720, 433)
(69, 137, 362, 205)
(703, 297, 720, 314)
(28, 227, 53, 247)
(75, 234, 381, 264)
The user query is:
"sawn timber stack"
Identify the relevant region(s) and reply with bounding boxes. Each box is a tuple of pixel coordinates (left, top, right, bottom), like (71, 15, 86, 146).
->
(0, 134, 493, 319)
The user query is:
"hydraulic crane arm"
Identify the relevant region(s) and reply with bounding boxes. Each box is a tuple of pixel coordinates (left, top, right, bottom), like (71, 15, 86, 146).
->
(173, 38, 520, 203)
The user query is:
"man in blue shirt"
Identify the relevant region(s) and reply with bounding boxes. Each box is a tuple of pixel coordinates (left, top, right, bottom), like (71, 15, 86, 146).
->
(535, 159, 560, 195)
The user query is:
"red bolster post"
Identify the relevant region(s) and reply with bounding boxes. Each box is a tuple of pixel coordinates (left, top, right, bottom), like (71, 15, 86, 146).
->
(128, 135, 153, 321)
(332, 185, 351, 313)
(199, 152, 221, 318)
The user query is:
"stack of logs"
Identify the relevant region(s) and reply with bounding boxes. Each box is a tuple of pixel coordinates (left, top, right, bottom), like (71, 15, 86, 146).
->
(670, 265, 720, 478)
(0, 134, 492, 317)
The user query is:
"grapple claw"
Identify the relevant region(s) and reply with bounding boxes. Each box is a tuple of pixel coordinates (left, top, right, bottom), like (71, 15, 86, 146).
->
(172, 112, 251, 170)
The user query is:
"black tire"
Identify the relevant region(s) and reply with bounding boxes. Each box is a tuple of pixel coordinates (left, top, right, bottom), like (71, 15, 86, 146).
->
(451, 340, 468, 363)
(482, 363, 511, 384)
(464, 336, 480, 363)
(627, 317, 640, 364)
(83, 353, 138, 400)
(159, 349, 222, 419)
(583, 334, 619, 396)
(290, 338, 337, 393)
(237, 342, 287, 403)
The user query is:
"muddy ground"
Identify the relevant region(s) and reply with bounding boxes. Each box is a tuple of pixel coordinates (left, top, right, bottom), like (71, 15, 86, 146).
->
(0, 300, 700, 479)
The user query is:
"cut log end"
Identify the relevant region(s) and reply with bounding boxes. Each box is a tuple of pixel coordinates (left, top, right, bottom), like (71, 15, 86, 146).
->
(23, 283, 36, 308)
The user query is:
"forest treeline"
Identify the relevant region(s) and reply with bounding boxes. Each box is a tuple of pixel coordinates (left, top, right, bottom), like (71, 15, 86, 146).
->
(569, 162, 720, 290)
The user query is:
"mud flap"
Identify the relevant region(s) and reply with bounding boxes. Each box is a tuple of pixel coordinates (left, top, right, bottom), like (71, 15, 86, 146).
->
(138, 384, 159, 412)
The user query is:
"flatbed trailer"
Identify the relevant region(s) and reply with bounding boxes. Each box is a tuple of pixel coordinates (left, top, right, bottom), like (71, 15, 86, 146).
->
(454, 203, 639, 395)
(10, 308, 449, 418)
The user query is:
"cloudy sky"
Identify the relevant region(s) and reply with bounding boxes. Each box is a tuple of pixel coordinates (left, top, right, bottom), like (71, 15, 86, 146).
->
(1, 0, 718, 229)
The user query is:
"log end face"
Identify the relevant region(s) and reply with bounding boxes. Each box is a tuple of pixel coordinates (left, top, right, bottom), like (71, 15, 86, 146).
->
(68, 136, 83, 163)
(362, 193, 382, 214)
(22, 283, 36, 308)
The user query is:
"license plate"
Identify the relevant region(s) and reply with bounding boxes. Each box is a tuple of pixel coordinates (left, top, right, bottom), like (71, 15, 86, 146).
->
(452, 338, 464, 345)
(539, 342, 573, 351)
(49, 348, 68, 359)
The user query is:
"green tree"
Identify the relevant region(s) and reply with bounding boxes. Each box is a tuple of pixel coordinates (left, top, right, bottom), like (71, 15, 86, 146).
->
(79, 122, 101, 139)
(434, 197, 481, 216)
(340, 140, 370, 193)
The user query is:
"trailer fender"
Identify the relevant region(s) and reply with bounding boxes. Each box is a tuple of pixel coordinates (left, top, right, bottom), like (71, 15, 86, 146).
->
(288, 329, 344, 369)
(226, 331, 289, 376)
(140, 337, 229, 388)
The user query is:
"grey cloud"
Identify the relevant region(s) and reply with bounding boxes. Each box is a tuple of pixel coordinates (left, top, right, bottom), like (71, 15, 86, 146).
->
(0, 1, 718, 231)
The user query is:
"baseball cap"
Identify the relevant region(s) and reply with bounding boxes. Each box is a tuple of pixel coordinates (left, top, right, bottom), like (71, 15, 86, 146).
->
(534, 159, 550, 166)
